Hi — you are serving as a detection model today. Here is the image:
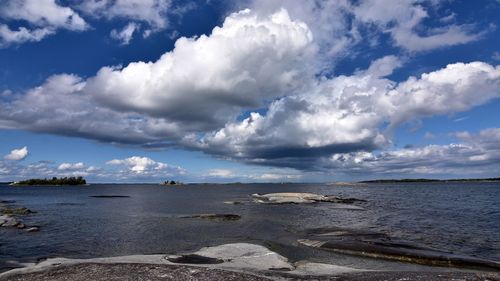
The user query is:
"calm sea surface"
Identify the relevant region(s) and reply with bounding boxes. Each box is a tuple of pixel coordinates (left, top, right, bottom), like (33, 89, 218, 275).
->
(1, 182, 499, 271)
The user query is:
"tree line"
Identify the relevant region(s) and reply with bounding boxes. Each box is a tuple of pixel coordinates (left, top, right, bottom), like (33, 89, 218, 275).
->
(16, 176, 87, 185)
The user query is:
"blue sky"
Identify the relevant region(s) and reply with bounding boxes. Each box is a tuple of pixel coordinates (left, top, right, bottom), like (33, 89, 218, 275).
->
(1, 0, 499, 183)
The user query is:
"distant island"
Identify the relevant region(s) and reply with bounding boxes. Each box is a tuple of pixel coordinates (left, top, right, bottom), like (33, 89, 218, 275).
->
(160, 180, 183, 186)
(13, 176, 87, 186)
(359, 177, 500, 183)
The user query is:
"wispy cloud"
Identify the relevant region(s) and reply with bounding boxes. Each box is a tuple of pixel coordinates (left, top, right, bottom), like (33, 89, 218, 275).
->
(110, 22, 140, 45)
(0, 0, 87, 46)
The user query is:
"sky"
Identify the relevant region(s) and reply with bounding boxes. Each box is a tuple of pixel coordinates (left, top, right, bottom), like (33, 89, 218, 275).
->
(0, 0, 499, 183)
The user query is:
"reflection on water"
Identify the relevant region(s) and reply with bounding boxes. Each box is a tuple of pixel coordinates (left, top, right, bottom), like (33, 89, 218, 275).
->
(0, 182, 499, 270)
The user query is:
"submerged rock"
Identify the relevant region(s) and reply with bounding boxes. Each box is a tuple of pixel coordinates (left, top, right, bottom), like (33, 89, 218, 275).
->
(223, 201, 243, 205)
(299, 227, 500, 271)
(1, 207, 35, 215)
(89, 195, 130, 198)
(252, 192, 365, 204)
(26, 227, 40, 232)
(181, 214, 241, 221)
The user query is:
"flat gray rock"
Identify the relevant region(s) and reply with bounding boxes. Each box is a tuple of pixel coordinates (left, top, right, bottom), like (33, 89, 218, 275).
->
(252, 192, 365, 204)
(0, 243, 364, 279)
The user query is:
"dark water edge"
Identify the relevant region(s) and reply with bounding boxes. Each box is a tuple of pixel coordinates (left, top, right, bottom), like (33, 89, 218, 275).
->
(1, 182, 499, 272)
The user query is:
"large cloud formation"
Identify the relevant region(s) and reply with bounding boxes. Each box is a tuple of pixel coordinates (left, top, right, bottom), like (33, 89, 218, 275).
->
(191, 61, 500, 169)
(243, 0, 480, 64)
(1, 8, 313, 141)
(0, 4, 499, 178)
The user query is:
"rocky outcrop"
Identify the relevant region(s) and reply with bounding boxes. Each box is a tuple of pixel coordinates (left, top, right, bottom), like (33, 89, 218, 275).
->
(0, 201, 38, 232)
(252, 192, 366, 204)
(0, 243, 365, 280)
(299, 227, 500, 271)
(169, 243, 293, 271)
(3, 242, 497, 280)
(0, 215, 21, 227)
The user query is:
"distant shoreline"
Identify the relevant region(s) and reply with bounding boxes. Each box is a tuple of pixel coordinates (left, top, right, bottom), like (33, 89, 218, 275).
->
(359, 177, 500, 183)
(2, 178, 499, 185)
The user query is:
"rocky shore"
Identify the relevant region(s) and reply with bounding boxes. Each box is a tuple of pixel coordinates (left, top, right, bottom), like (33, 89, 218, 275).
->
(1, 192, 499, 280)
(0, 243, 498, 281)
(0, 200, 39, 232)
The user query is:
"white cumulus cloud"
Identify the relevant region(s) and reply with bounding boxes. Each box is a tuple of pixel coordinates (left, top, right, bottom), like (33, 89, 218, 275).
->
(191, 61, 500, 169)
(0, 8, 314, 141)
(107, 156, 185, 175)
(4, 146, 29, 161)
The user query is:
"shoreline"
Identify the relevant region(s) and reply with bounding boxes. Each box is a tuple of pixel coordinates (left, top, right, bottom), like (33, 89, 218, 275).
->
(1, 243, 498, 281)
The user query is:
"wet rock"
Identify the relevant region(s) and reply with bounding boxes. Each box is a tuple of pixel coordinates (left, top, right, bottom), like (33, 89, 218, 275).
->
(167, 254, 224, 264)
(1, 207, 35, 215)
(55, 203, 85, 206)
(16, 223, 26, 229)
(89, 195, 130, 198)
(0, 215, 20, 227)
(329, 197, 367, 204)
(181, 214, 241, 221)
(252, 192, 365, 204)
(26, 227, 40, 232)
(299, 227, 500, 271)
(223, 201, 243, 205)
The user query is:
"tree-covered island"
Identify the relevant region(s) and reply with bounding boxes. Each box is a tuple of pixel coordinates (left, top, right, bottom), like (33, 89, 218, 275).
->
(13, 176, 87, 186)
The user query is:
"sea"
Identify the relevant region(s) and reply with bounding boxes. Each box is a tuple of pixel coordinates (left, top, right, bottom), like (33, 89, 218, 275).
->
(1, 182, 499, 272)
